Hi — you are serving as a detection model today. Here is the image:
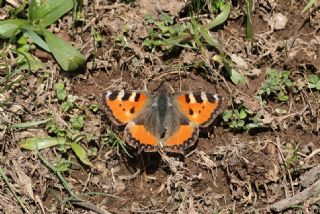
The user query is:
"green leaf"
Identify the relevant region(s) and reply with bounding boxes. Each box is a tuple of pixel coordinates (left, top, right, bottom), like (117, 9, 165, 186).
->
(239, 109, 247, 120)
(222, 110, 232, 121)
(55, 158, 71, 172)
(0, 19, 28, 39)
(222, 58, 246, 85)
(277, 91, 289, 101)
(89, 103, 99, 112)
(245, 123, 259, 130)
(17, 35, 28, 45)
(20, 137, 66, 150)
(61, 101, 74, 112)
(70, 115, 84, 131)
(159, 13, 173, 25)
(21, 27, 50, 52)
(61, 95, 76, 112)
(144, 13, 155, 24)
(205, 2, 230, 30)
(28, 0, 38, 22)
(69, 143, 93, 167)
(308, 74, 319, 85)
(54, 82, 67, 100)
(316, 81, 320, 90)
(192, 18, 221, 51)
(44, 31, 86, 71)
(30, 0, 74, 27)
(16, 51, 45, 71)
(230, 69, 246, 85)
(236, 120, 245, 127)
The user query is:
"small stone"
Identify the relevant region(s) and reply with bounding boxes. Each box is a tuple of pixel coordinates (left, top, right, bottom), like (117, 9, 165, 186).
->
(273, 13, 288, 30)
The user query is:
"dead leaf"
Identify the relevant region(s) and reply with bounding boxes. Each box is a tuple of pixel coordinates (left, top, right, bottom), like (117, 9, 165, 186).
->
(235, 95, 262, 112)
(12, 160, 34, 200)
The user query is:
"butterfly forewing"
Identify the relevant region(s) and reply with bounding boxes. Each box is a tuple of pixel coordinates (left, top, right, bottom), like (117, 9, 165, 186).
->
(102, 90, 150, 125)
(174, 92, 220, 127)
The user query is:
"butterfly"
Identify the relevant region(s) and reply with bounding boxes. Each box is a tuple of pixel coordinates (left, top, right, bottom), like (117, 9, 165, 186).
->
(102, 90, 220, 153)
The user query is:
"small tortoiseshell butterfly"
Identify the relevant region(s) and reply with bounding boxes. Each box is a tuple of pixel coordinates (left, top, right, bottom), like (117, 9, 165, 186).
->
(102, 90, 220, 153)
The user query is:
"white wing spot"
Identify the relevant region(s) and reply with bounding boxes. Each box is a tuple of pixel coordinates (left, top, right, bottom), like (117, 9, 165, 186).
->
(189, 93, 196, 104)
(117, 90, 125, 100)
(106, 91, 112, 98)
(201, 92, 208, 102)
(129, 92, 136, 102)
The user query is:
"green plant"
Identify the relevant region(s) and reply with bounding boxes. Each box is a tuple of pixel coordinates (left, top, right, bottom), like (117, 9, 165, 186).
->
(143, 13, 192, 51)
(142, 2, 246, 85)
(258, 68, 293, 102)
(222, 102, 262, 131)
(89, 103, 99, 112)
(20, 80, 92, 167)
(102, 130, 132, 157)
(0, 0, 85, 71)
(307, 74, 320, 90)
(54, 82, 76, 112)
(301, 0, 317, 14)
(143, 1, 230, 51)
(245, 0, 253, 46)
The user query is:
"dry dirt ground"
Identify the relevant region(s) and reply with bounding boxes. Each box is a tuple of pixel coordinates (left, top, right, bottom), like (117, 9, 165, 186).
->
(1, 0, 320, 213)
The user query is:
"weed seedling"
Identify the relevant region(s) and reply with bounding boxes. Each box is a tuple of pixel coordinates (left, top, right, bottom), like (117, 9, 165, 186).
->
(222, 100, 262, 131)
(102, 130, 132, 157)
(307, 74, 320, 91)
(258, 68, 293, 102)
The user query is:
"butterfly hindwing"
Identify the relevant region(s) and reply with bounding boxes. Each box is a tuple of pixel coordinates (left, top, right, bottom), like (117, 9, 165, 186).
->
(124, 120, 159, 152)
(102, 90, 150, 125)
(174, 92, 219, 127)
(163, 117, 199, 153)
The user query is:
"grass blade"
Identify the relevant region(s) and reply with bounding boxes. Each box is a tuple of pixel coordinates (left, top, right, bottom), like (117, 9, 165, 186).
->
(21, 27, 50, 52)
(301, 0, 316, 14)
(204, 2, 230, 30)
(245, 0, 254, 46)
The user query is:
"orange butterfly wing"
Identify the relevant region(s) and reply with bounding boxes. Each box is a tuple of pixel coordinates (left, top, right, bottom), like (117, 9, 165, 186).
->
(103, 90, 159, 151)
(163, 118, 199, 153)
(125, 121, 159, 152)
(174, 92, 220, 127)
(102, 90, 150, 125)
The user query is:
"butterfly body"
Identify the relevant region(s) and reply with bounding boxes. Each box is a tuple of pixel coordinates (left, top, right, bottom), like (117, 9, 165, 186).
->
(102, 90, 220, 153)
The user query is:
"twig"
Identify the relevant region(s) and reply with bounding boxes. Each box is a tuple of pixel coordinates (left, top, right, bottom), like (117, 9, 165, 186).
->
(304, 148, 320, 161)
(118, 169, 140, 180)
(71, 200, 112, 214)
(300, 165, 320, 188)
(178, 14, 211, 22)
(270, 179, 320, 212)
(274, 137, 295, 195)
